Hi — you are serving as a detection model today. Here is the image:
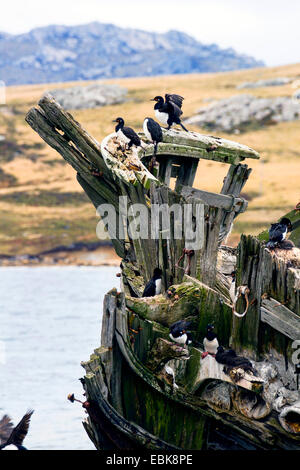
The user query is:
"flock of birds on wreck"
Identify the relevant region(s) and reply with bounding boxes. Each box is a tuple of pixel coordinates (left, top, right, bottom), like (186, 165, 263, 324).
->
(112, 93, 188, 170)
(1, 93, 297, 450)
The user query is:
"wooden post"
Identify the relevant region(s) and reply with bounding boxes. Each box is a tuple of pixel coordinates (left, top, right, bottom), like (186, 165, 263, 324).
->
(219, 164, 252, 244)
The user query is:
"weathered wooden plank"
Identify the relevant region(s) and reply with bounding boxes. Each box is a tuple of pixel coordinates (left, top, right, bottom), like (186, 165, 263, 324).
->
(219, 163, 252, 243)
(38, 93, 108, 173)
(221, 164, 252, 196)
(142, 143, 248, 165)
(180, 186, 247, 212)
(195, 205, 223, 287)
(175, 159, 199, 190)
(261, 298, 300, 340)
(140, 128, 260, 164)
(158, 157, 173, 186)
(26, 107, 120, 208)
(171, 164, 180, 178)
(231, 236, 263, 357)
(82, 370, 179, 450)
(101, 289, 118, 349)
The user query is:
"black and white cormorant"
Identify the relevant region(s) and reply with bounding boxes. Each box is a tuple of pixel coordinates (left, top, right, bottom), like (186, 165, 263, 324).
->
(150, 94, 188, 132)
(0, 410, 34, 450)
(215, 346, 256, 375)
(169, 320, 192, 345)
(202, 324, 219, 357)
(266, 217, 292, 249)
(113, 117, 142, 150)
(142, 268, 162, 297)
(143, 117, 163, 154)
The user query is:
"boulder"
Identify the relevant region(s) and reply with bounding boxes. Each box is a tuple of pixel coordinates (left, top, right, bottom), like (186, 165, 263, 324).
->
(185, 94, 300, 133)
(237, 77, 293, 89)
(48, 83, 127, 110)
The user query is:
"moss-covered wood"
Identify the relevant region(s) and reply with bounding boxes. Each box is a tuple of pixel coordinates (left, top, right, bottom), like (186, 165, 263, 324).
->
(232, 234, 300, 361)
(140, 128, 259, 164)
(121, 360, 208, 449)
(26, 94, 300, 450)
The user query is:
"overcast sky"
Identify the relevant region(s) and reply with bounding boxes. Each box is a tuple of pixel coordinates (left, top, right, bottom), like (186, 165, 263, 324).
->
(1, 0, 299, 66)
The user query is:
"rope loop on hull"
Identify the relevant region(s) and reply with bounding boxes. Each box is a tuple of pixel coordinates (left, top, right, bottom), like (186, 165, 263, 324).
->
(232, 285, 250, 318)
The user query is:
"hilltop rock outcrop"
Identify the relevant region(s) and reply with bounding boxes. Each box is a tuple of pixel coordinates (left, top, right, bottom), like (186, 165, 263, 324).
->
(185, 94, 300, 133)
(237, 77, 293, 89)
(49, 83, 127, 110)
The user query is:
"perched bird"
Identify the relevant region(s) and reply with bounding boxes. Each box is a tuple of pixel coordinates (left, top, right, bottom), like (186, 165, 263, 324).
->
(0, 410, 34, 450)
(142, 268, 162, 297)
(113, 117, 142, 150)
(266, 217, 292, 249)
(143, 117, 163, 169)
(143, 117, 163, 154)
(215, 346, 256, 375)
(151, 94, 188, 132)
(202, 324, 219, 358)
(169, 320, 192, 345)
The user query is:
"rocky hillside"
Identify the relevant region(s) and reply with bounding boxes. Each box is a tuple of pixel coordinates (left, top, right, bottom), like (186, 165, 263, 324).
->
(0, 22, 264, 85)
(185, 94, 300, 133)
(49, 83, 127, 110)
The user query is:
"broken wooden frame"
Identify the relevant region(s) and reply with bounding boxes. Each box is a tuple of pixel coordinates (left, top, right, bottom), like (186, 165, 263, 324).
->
(81, 289, 300, 449)
(26, 94, 300, 449)
(26, 94, 258, 289)
(232, 234, 300, 360)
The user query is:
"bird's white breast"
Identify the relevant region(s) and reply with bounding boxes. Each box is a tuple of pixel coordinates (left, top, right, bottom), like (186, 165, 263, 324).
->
(169, 333, 187, 345)
(282, 227, 287, 240)
(143, 119, 152, 142)
(117, 129, 130, 144)
(2, 444, 18, 450)
(155, 278, 161, 295)
(203, 337, 219, 354)
(155, 109, 169, 126)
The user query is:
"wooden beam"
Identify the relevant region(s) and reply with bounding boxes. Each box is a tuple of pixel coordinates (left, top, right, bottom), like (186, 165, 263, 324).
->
(180, 185, 247, 212)
(261, 298, 300, 340)
(139, 128, 259, 165)
(175, 160, 199, 190)
(218, 163, 252, 243)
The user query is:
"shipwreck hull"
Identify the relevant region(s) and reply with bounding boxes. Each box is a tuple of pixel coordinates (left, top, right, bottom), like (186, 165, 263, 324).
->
(25, 95, 300, 450)
(80, 289, 300, 450)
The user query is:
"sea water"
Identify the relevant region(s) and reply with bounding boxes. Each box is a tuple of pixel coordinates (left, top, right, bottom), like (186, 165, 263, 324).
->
(0, 266, 119, 450)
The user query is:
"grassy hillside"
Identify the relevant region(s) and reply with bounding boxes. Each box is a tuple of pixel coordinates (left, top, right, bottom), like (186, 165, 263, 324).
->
(0, 63, 300, 257)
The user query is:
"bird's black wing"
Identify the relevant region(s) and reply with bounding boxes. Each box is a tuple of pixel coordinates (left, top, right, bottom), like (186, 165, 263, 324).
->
(143, 279, 156, 297)
(165, 94, 184, 109)
(165, 100, 183, 118)
(170, 320, 191, 335)
(147, 119, 163, 142)
(269, 223, 286, 243)
(122, 127, 141, 146)
(6, 410, 34, 446)
(0, 415, 14, 444)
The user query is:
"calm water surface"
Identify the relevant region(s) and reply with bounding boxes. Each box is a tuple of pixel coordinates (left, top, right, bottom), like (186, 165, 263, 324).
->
(0, 266, 119, 450)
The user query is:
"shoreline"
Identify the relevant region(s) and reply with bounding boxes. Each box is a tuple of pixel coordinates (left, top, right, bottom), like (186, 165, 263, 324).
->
(0, 243, 121, 267)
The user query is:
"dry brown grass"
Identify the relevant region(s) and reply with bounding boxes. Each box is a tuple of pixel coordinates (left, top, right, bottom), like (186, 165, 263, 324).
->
(1, 62, 300, 254)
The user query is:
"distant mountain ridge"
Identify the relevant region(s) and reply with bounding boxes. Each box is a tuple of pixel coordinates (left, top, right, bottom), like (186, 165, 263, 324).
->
(0, 22, 264, 86)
